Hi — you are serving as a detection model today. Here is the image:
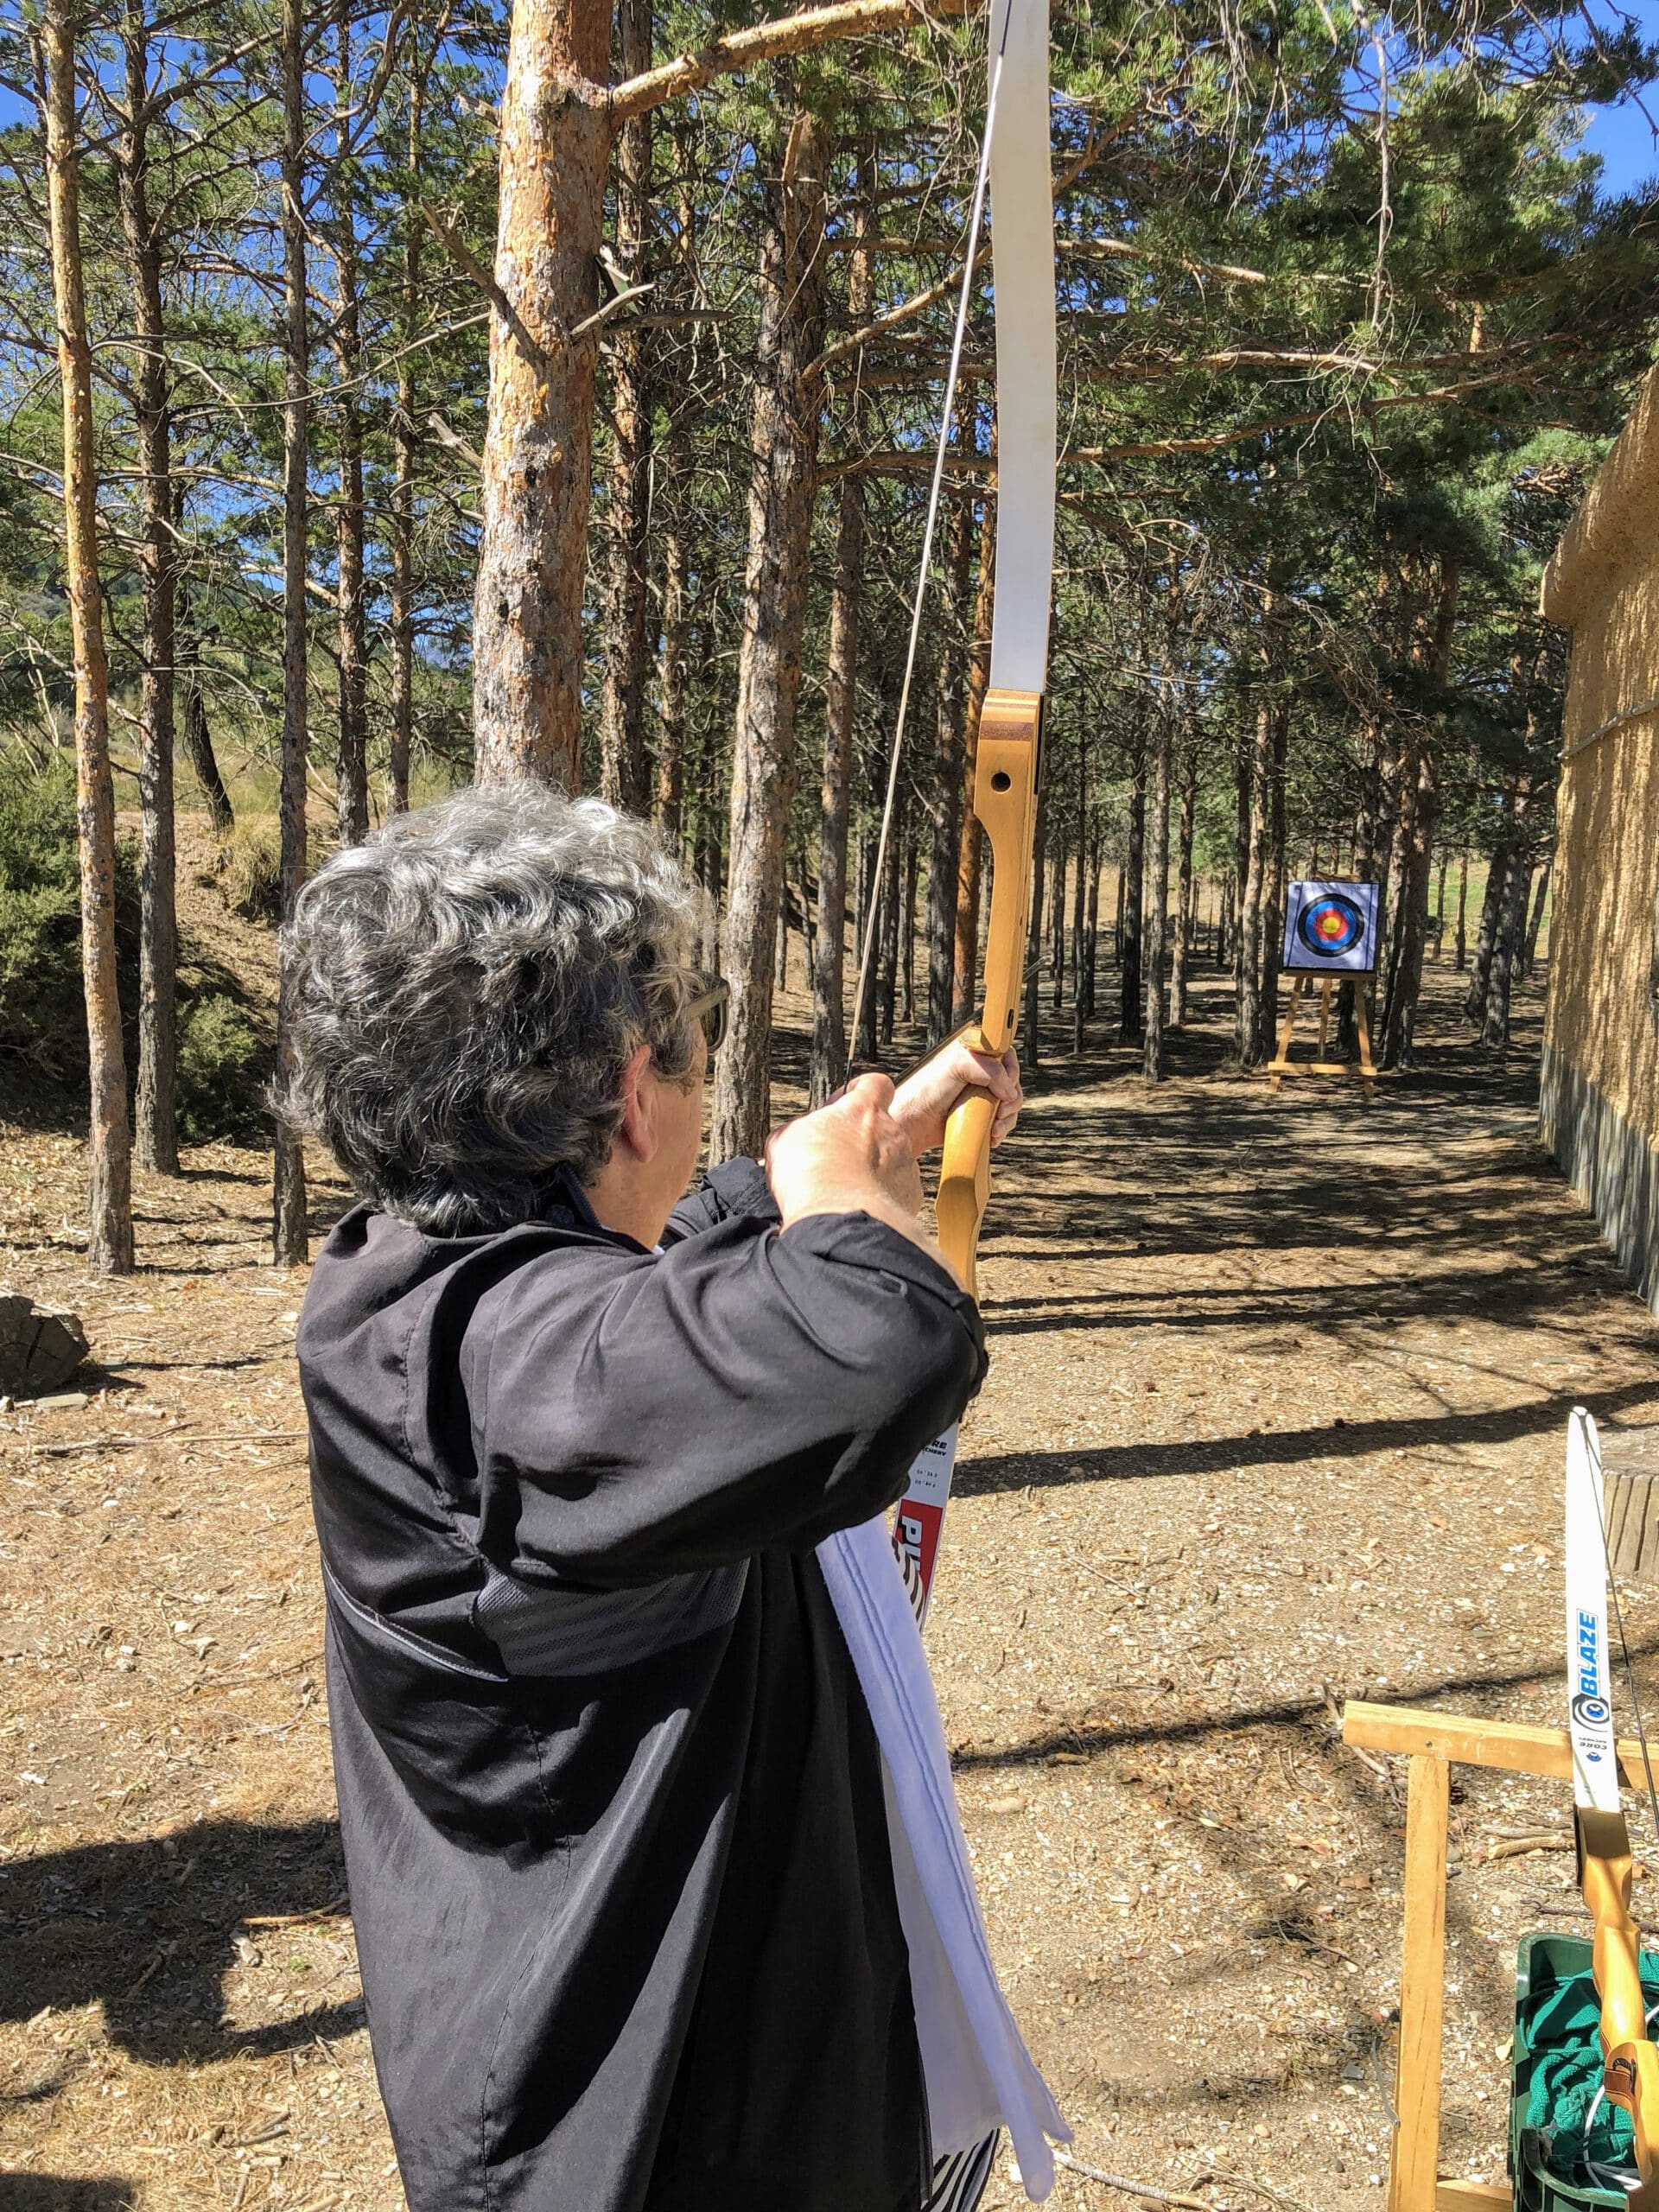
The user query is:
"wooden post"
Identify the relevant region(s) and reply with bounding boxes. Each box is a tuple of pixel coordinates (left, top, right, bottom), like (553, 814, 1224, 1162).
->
(1355, 982, 1379, 1087)
(1389, 1753, 1449, 2212)
(1266, 975, 1307, 1093)
(1605, 1429, 1659, 1586)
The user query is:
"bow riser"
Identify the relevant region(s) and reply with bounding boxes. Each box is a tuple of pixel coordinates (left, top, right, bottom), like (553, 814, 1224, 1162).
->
(936, 687, 1043, 1300)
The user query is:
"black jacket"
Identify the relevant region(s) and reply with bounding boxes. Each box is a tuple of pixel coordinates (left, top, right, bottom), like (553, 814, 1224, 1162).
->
(297, 1159, 986, 2212)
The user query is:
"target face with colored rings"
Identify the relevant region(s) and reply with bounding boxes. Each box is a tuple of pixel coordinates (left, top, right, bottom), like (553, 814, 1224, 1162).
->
(1297, 893, 1366, 961)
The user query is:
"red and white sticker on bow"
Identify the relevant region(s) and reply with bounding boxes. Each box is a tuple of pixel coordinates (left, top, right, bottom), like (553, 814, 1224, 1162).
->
(893, 1424, 960, 1607)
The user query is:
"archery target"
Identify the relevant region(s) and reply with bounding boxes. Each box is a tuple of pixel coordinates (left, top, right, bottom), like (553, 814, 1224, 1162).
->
(1299, 893, 1364, 960)
(1282, 879, 1380, 974)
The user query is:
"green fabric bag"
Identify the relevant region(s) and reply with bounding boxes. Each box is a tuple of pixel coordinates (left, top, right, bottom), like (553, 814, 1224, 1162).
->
(1522, 1952, 1659, 2189)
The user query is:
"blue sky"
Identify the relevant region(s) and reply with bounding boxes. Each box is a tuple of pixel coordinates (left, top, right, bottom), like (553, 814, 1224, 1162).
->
(1580, 90, 1659, 197)
(1579, 0, 1659, 200)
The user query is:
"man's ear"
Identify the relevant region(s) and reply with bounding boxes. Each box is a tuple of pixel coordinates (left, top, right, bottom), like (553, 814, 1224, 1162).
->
(615, 1042, 658, 1164)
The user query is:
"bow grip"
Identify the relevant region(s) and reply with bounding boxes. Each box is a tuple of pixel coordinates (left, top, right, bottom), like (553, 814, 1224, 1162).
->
(937, 1090, 995, 1296)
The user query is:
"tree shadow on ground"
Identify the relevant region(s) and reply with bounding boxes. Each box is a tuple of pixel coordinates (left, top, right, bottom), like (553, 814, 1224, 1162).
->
(0, 2180, 138, 2209)
(950, 1644, 1656, 1774)
(0, 1817, 359, 2068)
(957, 1380, 1659, 1497)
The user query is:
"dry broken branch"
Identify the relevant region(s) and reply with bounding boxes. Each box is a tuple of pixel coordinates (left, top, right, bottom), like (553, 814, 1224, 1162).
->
(610, 0, 980, 123)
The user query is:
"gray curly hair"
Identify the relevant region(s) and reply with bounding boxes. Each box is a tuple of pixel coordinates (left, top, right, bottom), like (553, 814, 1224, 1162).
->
(277, 785, 703, 1232)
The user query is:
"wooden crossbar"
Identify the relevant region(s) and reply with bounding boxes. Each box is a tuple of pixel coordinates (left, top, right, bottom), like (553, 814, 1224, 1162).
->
(1344, 1699, 1656, 1787)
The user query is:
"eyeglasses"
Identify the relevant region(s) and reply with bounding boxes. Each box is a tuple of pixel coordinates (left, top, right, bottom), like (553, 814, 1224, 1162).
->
(686, 971, 730, 1054)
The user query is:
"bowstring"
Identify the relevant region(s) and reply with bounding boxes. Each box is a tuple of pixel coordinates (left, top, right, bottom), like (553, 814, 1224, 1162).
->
(843, 0, 1014, 1081)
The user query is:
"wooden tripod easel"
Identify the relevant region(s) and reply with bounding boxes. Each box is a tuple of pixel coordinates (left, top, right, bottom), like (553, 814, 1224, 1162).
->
(1266, 973, 1377, 1094)
(1341, 1698, 1655, 2212)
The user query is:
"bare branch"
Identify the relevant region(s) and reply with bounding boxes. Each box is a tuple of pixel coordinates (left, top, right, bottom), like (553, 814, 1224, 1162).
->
(609, 0, 981, 124)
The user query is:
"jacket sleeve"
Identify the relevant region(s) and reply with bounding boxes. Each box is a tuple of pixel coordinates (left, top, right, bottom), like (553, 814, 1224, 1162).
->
(661, 1155, 779, 1241)
(461, 1211, 984, 1585)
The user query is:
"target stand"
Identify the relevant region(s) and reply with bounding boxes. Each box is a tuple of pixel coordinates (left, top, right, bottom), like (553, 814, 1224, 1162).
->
(1265, 880, 1382, 1095)
(1265, 973, 1378, 1094)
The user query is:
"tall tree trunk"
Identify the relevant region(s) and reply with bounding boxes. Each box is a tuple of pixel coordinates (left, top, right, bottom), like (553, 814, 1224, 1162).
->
(1052, 836, 1065, 1013)
(1232, 729, 1251, 984)
(899, 833, 918, 1027)
(951, 500, 994, 1023)
(853, 833, 881, 1064)
(389, 43, 434, 817)
(1079, 734, 1092, 1035)
(1353, 713, 1381, 886)
(1171, 734, 1196, 1027)
(474, 0, 610, 789)
(1454, 847, 1470, 969)
(696, 709, 724, 972)
(1433, 849, 1448, 960)
(1371, 734, 1408, 1001)
(175, 577, 233, 831)
(878, 818, 901, 1046)
(273, 0, 309, 1264)
(47, 0, 134, 1271)
(1524, 852, 1552, 977)
(710, 108, 829, 1160)
(810, 470, 862, 1101)
(1264, 696, 1288, 1045)
(655, 520, 689, 846)
(1482, 848, 1531, 1048)
(1120, 710, 1146, 1043)
(1084, 835, 1100, 1018)
(1235, 697, 1274, 1066)
(183, 673, 233, 833)
(1381, 556, 1458, 1068)
(1376, 745, 1420, 1058)
(332, 14, 369, 848)
(118, 0, 177, 1173)
(1465, 849, 1508, 1019)
(1079, 836, 1092, 1052)
(1142, 674, 1172, 1081)
(599, 0, 653, 813)
(927, 485, 972, 1044)
(809, 162, 869, 1104)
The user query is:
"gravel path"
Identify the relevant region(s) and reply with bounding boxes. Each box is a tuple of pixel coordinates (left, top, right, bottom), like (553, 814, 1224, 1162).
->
(3, 955, 1656, 2211)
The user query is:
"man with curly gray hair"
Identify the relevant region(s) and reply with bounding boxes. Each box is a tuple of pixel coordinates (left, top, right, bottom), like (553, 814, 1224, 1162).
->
(284, 785, 1029, 2212)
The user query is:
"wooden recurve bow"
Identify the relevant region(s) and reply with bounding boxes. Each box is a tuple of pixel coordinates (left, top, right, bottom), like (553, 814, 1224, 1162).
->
(891, 0, 1055, 1623)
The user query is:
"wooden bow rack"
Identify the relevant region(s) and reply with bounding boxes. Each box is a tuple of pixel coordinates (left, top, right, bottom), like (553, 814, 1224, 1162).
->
(1343, 1699, 1658, 2212)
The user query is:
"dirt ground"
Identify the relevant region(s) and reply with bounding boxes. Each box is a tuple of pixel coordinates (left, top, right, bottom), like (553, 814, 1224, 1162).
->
(4, 935, 1659, 2212)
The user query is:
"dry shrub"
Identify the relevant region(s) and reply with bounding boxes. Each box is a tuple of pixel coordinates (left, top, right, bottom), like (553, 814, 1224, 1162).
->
(215, 821, 283, 923)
